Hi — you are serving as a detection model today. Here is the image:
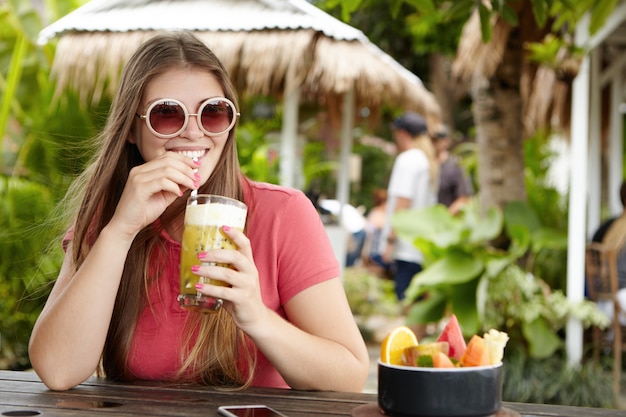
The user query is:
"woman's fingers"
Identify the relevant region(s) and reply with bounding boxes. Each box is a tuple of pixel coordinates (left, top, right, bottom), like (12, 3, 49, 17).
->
(191, 228, 264, 326)
(110, 153, 200, 234)
(131, 153, 198, 195)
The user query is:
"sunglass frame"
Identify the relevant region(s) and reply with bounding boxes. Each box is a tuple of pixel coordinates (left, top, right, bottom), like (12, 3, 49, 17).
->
(137, 97, 240, 139)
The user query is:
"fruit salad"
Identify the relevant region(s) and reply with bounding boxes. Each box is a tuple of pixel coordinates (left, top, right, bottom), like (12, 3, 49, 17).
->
(380, 314, 509, 368)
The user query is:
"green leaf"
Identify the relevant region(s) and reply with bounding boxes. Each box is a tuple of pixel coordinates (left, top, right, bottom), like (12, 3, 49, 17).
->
(485, 255, 514, 279)
(525, 35, 563, 67)
(449, 280, 480, 336)
(522, 317, 562, 358)
(530, 228, 568, 253)
(406, 291, 447, 325)
(388, 0, 404, 18)
(0, 34, 27, 158)
(407, 251, 483, 291)
(337, 0, 362, 21)
(392, 205, 463, 249)
(504, 200, 542, 234)
(478, 3, 493, 42)
(589, 0, 619, 35)
(500, 3, 519, 26)
(467, 205, 503, 243)
(506, 224, 531, 259)
(530, 0, 548, 27)
(403, 0, 436, 14)
(446, 0, 476, 22)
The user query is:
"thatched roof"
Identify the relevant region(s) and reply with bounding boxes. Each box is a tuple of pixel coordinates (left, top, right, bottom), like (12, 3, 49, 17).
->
(451, 9, 571, 135)
(39, 0, 442, 125)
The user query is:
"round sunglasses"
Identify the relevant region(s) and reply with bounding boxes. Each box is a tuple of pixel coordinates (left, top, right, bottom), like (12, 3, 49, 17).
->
(136, 97, 239, 139)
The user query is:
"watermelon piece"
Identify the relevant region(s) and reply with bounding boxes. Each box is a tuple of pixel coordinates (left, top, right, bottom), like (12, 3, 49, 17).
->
(436, 314, 467, 361)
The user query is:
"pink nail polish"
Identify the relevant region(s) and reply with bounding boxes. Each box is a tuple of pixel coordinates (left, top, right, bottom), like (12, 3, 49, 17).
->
(222, 225, 231, 232)
(193, 181, 199, 188)
(195, 283, 204, 290)
(194, 173, 201, 181)
(193, 159, 201, 166)
(191, 265, 200, 273)
(197, 251, 207, 259)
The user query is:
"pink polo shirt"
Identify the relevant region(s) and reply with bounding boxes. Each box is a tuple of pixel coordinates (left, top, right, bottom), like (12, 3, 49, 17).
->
(113, 181, 339, 387)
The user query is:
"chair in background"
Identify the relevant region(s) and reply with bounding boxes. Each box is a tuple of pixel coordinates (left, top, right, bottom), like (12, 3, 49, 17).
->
(585, 242, 626, 399)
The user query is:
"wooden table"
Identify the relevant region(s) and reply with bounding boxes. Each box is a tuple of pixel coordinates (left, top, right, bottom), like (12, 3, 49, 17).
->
(0, 370, 622, 417)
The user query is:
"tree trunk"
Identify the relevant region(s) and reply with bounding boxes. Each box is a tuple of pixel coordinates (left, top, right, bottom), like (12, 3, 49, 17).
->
(471, 27, 527, 211)
(429, 53, 455, 130)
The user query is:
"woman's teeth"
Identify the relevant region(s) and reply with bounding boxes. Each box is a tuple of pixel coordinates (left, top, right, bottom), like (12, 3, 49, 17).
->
(177, 150, 204, 159)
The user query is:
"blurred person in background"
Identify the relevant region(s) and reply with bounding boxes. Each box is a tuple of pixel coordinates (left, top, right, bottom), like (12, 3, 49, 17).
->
(592, 180, 626, 324)
(432, 126, 473, 215)
(380, 112, 438, 306)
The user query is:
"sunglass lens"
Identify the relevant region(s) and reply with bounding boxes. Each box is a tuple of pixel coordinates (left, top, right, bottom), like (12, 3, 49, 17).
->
(200, 100, 234, 134)
(149, 101, 185, 136)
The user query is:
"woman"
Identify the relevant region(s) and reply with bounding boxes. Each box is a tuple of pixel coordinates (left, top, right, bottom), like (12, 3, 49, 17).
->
(29, 31, 369, 392)
(381, 112, 438, 301)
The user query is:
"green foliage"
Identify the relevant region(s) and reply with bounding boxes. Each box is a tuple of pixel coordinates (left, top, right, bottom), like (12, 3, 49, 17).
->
(322, 0, 617, 80)
(301, 141, 339, 191)
(0, 0, 96, 370)
(348, 140, 393, 208)
(471, 0, 618, 43)
(236, 100, 282, 184)
(523, 132, 570, 289)
(394, 201, 609, 360)
(526, 34, 564, 67)
(316, 0, 469, 57)
(0, 177, 61, 369)
(343, 266, 400, 319)
(503, 343, 615, 407)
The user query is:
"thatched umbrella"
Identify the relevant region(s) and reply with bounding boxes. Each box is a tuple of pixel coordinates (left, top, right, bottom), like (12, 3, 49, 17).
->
(38, 0, 442, 129)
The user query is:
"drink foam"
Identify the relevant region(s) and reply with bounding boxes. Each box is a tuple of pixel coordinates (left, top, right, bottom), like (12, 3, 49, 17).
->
(185, 202, 247, 227)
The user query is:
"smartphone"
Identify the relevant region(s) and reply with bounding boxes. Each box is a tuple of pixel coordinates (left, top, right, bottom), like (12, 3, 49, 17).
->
(217, 405, 288, 417)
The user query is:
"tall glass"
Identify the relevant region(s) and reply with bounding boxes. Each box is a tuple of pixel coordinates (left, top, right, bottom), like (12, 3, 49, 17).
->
(179, 194, 247, 312)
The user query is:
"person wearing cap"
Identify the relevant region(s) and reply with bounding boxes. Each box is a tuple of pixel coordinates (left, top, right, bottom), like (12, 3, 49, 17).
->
(432, 127, 473, 215)
(380, 112, 439, 304)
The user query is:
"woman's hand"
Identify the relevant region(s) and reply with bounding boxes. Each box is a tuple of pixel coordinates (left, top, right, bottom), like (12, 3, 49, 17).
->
(109, 153, 199, 239)
(190, 221, 370, 392)
(192, 226, 268, 328)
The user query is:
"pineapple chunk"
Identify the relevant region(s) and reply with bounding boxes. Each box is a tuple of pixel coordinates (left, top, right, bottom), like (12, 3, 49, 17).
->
(483, 329, 509, 365)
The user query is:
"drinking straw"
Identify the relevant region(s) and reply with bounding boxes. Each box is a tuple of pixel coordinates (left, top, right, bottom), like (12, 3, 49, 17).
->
(191, 157, 199, 198)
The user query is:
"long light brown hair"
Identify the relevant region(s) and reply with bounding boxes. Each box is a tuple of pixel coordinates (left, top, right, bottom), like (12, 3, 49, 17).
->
(63, 31, 254, 387)
(411, 133, 439, 192)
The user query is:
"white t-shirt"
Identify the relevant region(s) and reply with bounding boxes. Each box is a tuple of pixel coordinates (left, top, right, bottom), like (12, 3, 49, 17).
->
(382, 148, 437, 263)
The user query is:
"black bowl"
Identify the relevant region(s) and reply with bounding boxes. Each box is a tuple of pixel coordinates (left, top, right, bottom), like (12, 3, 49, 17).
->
(378, 360, 503, 417)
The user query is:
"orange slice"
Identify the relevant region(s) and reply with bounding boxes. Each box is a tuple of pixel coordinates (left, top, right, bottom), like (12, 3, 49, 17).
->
(380, 326, 419, 365)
